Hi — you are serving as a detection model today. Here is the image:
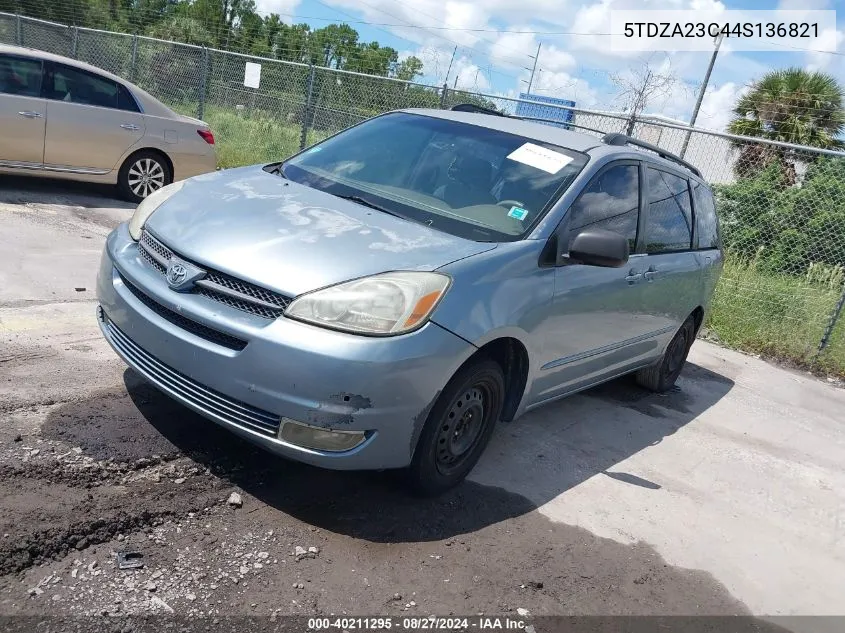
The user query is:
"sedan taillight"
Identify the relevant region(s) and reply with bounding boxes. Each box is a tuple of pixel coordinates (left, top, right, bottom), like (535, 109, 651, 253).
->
(197, 129, 215, 145)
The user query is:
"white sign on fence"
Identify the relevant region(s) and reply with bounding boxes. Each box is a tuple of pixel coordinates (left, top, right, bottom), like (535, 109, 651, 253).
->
(244, 62, 261, 89)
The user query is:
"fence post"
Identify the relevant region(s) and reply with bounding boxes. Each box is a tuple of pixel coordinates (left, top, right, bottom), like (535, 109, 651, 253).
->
(197, 46, 209, 120)
(439, 82, 448, 109)
(15, 13, 21, 45)
(300, 64, 316, 151)
(129, 35, 138, 82)
(70, 26, 78, 59)
(818, 282, 845, 353)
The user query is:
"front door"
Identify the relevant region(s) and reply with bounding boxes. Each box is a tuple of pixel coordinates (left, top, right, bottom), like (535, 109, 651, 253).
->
(531, 161, 660, 403)
(0, 54, 46, 167)
(42, 61, 143, 172)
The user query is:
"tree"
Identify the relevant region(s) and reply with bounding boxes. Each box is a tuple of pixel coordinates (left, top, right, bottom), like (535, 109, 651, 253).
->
(309, 24, 358, 69)
(611, 60, 676, 135)
(146, 15, 212, 46)
(715, 157, 845, 275)
(394, 56, 423, 82)
(346, 41, 397, 76)
(728, 69, 845, 182)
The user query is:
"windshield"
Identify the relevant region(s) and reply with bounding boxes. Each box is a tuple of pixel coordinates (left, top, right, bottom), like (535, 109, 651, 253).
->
(280, 112, 589, 242)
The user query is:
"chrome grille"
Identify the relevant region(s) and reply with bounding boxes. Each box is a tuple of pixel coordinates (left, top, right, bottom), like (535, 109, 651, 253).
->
(138, 230, 292, 319)
(100, 309, 280, 437)
(140, 230, 173, 262)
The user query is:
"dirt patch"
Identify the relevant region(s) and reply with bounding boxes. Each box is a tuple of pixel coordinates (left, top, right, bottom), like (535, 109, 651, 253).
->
(0, 376, 761, 620)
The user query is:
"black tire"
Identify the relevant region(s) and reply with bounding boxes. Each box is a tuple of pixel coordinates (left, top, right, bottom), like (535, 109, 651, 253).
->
(636, 316, 696, 392)
(118, 150, 172, 203)
(407, 358, 505, 496)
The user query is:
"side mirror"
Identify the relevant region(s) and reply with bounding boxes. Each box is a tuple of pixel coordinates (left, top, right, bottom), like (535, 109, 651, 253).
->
(567, 229, 629, 268)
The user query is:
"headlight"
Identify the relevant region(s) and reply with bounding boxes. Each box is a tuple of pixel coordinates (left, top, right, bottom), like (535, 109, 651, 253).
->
(284, 271, 450, 335)
(128, 181, 185, 240)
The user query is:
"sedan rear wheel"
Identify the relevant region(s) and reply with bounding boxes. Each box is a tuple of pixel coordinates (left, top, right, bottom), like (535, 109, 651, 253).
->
(118, 151, 172, 203)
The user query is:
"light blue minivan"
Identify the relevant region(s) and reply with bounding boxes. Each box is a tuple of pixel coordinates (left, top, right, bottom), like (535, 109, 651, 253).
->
(97, 106, 723, 494)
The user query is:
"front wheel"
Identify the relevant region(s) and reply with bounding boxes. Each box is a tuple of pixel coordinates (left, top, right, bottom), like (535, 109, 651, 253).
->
(636, 316, 696, 392)
(118, 151, 172, 203)
(407, 359, 504, 496)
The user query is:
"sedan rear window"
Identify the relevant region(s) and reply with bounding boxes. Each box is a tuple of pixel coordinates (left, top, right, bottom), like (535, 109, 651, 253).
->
(43, 62, 137, 111)
(280, 112, 588, 242)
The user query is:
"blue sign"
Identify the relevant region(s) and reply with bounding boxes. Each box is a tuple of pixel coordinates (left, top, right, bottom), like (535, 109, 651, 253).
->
(515, 93, 575, 130)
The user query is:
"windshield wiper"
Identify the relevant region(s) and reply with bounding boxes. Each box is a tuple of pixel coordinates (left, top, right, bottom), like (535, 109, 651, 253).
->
(334, 194, 405, 219)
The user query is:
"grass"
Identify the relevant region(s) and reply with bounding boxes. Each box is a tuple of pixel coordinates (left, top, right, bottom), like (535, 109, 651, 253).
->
(172, 103, 329, 168)
(707, 258, 845, 378)
(174, 101, 845, 378)
(203, 108, 329, 168)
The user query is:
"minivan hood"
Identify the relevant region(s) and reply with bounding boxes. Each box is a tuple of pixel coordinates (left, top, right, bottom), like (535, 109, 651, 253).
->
(144, 166, 497, 296)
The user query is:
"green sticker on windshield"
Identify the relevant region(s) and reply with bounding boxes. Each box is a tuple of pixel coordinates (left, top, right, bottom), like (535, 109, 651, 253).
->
(508, 206, 529, 221)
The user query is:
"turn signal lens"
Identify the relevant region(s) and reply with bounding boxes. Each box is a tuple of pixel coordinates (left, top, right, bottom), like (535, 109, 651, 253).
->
(279, 419, 367, 452)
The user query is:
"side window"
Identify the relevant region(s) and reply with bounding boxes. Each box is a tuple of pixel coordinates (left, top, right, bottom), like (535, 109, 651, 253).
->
(566, 164, 639, 251)
(43, 63, 120, 109)
(0, 54, 42, 98)
(645, 167, 692, 253)
(691, 182, 719, 249)
(117, 84, 140, 112)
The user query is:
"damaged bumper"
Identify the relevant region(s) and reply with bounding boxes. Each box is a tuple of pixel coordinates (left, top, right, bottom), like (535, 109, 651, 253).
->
(96, 224, 476, 470)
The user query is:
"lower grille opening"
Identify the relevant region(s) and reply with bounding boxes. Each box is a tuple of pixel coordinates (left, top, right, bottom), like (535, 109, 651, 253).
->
(101, 315, 280, 437)
(119, 273, 248, 351)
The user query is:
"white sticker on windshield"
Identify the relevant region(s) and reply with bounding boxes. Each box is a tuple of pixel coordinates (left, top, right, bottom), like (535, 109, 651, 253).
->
(506, 143, 573, 174)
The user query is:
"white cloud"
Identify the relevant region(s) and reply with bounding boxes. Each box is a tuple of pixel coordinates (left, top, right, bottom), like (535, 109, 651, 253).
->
(806, 28, 844, 70)
(253, 0, 301, 19)
(453, 58, 492, 91)
(531, 70, 600, 107)
(690, 81, 748, 131)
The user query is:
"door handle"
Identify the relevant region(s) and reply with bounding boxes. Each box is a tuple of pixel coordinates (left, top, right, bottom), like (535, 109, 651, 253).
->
(18, 111, 43, 118)
(625, 271, 643, 284)
(120, 123, 140, 131)
(643, 267, 658, 282)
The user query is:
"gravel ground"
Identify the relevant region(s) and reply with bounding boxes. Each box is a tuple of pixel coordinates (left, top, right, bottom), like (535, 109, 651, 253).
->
(1, 177, 843, 633)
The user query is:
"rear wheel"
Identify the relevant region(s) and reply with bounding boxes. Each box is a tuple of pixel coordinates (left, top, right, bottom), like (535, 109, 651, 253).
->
(407, 359, 504, 496)
(636, 316, 696, 392)
(118, 151, 172, 203)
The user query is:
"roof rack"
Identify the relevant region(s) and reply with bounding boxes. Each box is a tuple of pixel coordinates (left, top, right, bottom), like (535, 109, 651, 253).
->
(450, 103, 505, 116)
(450, 103, 610, 138)
(601, 133, 702, 178)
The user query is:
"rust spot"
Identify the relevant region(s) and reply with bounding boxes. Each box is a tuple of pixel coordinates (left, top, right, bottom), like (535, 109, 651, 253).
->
(330, 393, 372, 409)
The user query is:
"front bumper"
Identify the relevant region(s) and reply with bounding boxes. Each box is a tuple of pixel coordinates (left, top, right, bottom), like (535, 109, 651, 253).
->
(96, 223, 476, 470)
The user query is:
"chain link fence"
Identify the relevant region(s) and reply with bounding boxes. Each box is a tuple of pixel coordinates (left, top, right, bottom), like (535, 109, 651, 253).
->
(2, 12, 844, 374)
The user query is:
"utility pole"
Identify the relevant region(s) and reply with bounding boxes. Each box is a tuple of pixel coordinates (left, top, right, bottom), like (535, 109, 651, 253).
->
(526, 43, 541, 94)
(680, 34, 724, 159)
(443, 45, 458, 87)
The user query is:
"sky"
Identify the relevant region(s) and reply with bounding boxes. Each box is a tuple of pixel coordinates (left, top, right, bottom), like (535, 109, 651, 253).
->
(248, 0, 845, 131)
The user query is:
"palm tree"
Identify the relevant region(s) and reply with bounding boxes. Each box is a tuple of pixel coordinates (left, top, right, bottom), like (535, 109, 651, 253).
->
(728, 68, 845, 182)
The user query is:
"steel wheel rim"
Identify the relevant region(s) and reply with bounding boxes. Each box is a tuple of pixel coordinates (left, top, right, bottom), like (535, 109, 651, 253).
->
(128, 158, 165, 198)
(435, 386, 488, 475)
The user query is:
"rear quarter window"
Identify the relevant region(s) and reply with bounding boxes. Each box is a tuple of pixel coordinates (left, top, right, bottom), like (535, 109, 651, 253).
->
(691, 181, 720, 249)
